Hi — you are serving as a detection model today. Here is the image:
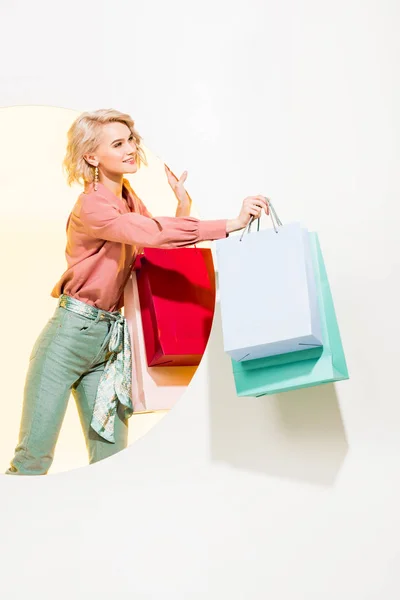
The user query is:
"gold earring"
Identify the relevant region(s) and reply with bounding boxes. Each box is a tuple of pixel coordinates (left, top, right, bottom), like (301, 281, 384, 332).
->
(94, 165, 99, 191)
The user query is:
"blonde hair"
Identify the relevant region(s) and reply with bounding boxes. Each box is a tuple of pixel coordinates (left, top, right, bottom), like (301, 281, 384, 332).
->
(62, 108, 148, 186)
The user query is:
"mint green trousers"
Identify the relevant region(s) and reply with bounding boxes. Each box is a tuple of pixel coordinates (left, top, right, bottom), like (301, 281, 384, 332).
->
(6, 305, 129, 475)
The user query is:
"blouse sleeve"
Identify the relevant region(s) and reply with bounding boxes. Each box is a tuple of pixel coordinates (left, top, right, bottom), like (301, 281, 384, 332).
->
(80, 194, 227, 247)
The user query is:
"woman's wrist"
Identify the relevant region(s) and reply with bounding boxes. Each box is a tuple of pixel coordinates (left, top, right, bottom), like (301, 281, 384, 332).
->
(226, 218, 244, 234)
(175, 195, 192, 217)
(175, 202, 191, 217)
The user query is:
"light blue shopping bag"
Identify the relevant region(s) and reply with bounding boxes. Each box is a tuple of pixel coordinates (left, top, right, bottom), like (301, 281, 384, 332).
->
(216, 203, 323, 362)
(231, 231, 349, 396)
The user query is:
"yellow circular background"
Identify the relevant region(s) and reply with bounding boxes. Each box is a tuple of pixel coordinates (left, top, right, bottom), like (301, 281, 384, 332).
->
(0, 105, 211, 475)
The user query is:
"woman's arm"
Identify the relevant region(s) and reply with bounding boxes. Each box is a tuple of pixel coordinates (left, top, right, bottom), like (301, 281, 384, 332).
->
(175, 200, 191, 218)
(163, 164, 192, 217)
(80, 194, 228, 247)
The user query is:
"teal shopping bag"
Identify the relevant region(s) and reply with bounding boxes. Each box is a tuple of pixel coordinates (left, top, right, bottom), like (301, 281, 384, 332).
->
(231, 232, 349, 397)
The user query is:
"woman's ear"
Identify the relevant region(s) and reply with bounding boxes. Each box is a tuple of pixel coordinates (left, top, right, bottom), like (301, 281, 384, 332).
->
(83, 154, 98, 168)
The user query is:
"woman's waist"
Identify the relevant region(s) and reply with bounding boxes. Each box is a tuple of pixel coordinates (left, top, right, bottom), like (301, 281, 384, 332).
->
(58, 294, 123, 322)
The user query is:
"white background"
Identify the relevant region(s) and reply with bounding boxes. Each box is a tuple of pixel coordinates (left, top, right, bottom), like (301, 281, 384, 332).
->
(1, 0, 399, 598)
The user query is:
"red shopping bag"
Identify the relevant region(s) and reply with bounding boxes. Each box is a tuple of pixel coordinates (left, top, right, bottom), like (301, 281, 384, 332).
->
(135, 247, 216, 366)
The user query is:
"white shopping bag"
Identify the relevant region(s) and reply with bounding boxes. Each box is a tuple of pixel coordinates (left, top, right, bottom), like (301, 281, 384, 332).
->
(215, 202, 323, 361)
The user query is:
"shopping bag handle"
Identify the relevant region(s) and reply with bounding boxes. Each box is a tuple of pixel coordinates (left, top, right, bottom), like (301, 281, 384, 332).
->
(239, 198, 283, 241)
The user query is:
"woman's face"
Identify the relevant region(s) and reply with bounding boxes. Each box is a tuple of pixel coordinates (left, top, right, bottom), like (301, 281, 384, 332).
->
(85, 121, 138, 178)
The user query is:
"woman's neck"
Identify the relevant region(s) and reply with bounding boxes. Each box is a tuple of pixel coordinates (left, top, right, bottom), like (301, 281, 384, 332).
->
(98, 175, 124, 199)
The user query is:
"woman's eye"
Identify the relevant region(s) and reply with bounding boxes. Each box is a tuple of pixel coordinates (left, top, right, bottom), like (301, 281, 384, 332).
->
(114, 136, 133, 148)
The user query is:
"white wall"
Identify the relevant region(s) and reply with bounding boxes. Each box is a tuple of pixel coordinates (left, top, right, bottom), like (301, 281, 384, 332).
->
(0, 0, 399, 598)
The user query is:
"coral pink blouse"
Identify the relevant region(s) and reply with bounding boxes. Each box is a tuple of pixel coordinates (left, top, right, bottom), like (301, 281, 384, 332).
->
(51, 178, 228, 312)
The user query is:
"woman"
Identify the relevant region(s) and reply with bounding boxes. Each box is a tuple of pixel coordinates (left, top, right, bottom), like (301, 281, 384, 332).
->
(6, 108, 269, 476)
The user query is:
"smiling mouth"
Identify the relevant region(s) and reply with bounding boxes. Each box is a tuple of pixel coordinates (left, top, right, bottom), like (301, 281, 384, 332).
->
(123, 157, 136, 163)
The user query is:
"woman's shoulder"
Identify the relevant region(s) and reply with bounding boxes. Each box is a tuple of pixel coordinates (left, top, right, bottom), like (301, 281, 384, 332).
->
(76, 189, 122, 220)
(75, 179, 146, 216)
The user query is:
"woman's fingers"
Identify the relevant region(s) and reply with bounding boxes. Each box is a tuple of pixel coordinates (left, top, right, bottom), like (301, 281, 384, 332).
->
(262, 197, 270, 214)
(252, 195, 269, 213)
(258, 196, 270, 212)
(241, 194, 271, 224)
(249, 203, 264, 214)
(249, 207, 262, 217)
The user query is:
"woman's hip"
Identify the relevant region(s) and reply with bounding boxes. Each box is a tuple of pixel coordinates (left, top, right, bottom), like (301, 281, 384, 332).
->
(29, 304, 112, 372)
